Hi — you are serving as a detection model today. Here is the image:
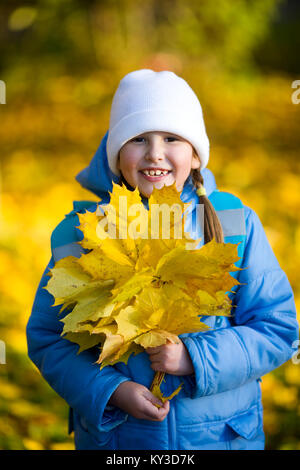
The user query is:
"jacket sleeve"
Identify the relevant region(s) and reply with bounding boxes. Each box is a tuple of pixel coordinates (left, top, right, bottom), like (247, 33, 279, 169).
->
(181, 206, 299, 398)
(26, 245, 131, 437)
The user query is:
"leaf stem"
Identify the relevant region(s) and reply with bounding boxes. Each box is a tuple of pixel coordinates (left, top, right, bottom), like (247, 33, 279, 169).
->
(150, 371, 165, 392)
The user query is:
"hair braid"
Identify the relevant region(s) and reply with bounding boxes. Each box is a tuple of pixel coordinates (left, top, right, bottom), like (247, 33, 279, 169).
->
(191, 167, 224, 244)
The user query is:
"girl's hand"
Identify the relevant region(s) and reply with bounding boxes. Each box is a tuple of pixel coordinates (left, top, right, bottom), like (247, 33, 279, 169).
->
(108, 381, 170, 421)
(146, 339, 194, 376)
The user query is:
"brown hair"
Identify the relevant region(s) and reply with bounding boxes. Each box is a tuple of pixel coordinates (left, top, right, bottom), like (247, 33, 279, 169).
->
(191, 152, 224, 244)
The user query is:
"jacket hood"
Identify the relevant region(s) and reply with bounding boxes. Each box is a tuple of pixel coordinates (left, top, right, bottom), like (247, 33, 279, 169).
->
(76, 131, 217, 206)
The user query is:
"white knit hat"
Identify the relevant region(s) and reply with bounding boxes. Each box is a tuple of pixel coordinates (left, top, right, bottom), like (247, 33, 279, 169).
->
(106, 69, 209, 176)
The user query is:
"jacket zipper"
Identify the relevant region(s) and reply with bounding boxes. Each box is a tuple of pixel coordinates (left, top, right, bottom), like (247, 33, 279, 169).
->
(167, 375, 177, 450)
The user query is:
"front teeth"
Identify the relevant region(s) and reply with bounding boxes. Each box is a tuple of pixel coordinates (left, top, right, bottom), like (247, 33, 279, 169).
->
(142, 169, 169, 176)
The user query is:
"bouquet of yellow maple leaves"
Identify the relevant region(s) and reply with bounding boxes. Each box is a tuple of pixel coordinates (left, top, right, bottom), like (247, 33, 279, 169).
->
(45, 182, 241, 404)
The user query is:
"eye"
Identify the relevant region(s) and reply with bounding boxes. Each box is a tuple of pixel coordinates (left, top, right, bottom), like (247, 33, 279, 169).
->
(165, 136, 179, 142)
(131, 137, 145, 143)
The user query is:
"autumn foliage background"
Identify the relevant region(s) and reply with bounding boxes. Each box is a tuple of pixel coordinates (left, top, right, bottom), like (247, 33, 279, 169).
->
(0, 0, 299, 450)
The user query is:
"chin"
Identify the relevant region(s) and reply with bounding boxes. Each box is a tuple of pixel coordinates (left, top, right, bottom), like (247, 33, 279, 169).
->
(138, 183, 154, 198)
(139, 189, 152, 198)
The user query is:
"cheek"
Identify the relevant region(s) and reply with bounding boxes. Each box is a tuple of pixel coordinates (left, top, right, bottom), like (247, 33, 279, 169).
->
(174, 157, 192, 178)
(171, 148, 194, 173)
(119, 153, 139, 173)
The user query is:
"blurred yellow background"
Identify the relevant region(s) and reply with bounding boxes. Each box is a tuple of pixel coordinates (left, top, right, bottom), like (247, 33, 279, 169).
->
(0, 0, 299, 450)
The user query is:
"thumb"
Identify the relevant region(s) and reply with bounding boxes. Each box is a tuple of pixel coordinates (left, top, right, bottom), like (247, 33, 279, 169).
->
(144, 390, 164, 408)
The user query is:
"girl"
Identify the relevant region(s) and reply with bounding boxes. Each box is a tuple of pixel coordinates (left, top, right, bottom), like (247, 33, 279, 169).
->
(27, 70, 298, 450)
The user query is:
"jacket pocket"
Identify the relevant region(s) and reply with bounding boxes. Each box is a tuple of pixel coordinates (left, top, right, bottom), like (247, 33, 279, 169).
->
(73, 412, 116, 450)
(226, 406, 265, 450)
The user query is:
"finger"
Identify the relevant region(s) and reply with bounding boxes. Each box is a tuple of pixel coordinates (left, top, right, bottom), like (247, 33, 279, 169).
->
(142, 400, 165, 420)
(147, 350, 160, 361)
(151, 359, 168, 370)
(161, 399, 169, 409)
(149, 355, 163, 363)
(144, 402, 169, 421)
(144, 390, 164, 408)
(156, 401, 170, 419)
(150, 361, 165, 371)
(146, 346, 162, 355)
(142, 392, 170, 420)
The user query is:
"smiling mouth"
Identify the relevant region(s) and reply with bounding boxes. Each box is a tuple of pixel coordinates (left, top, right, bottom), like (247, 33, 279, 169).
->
(139, 169, 172, 177)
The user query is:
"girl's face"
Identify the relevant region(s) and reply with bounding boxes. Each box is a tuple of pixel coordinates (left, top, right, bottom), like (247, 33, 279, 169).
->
(117, 131, 200, 198)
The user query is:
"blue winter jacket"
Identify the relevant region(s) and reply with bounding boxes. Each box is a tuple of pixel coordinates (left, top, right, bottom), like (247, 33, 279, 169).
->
(26, 132, 298, 450)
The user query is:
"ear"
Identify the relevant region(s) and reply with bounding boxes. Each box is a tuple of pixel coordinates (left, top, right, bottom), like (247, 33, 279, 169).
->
(191, 153, 201, 170)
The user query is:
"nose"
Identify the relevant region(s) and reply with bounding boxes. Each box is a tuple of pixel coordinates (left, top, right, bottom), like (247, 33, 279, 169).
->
(145, 138, 164, 162)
